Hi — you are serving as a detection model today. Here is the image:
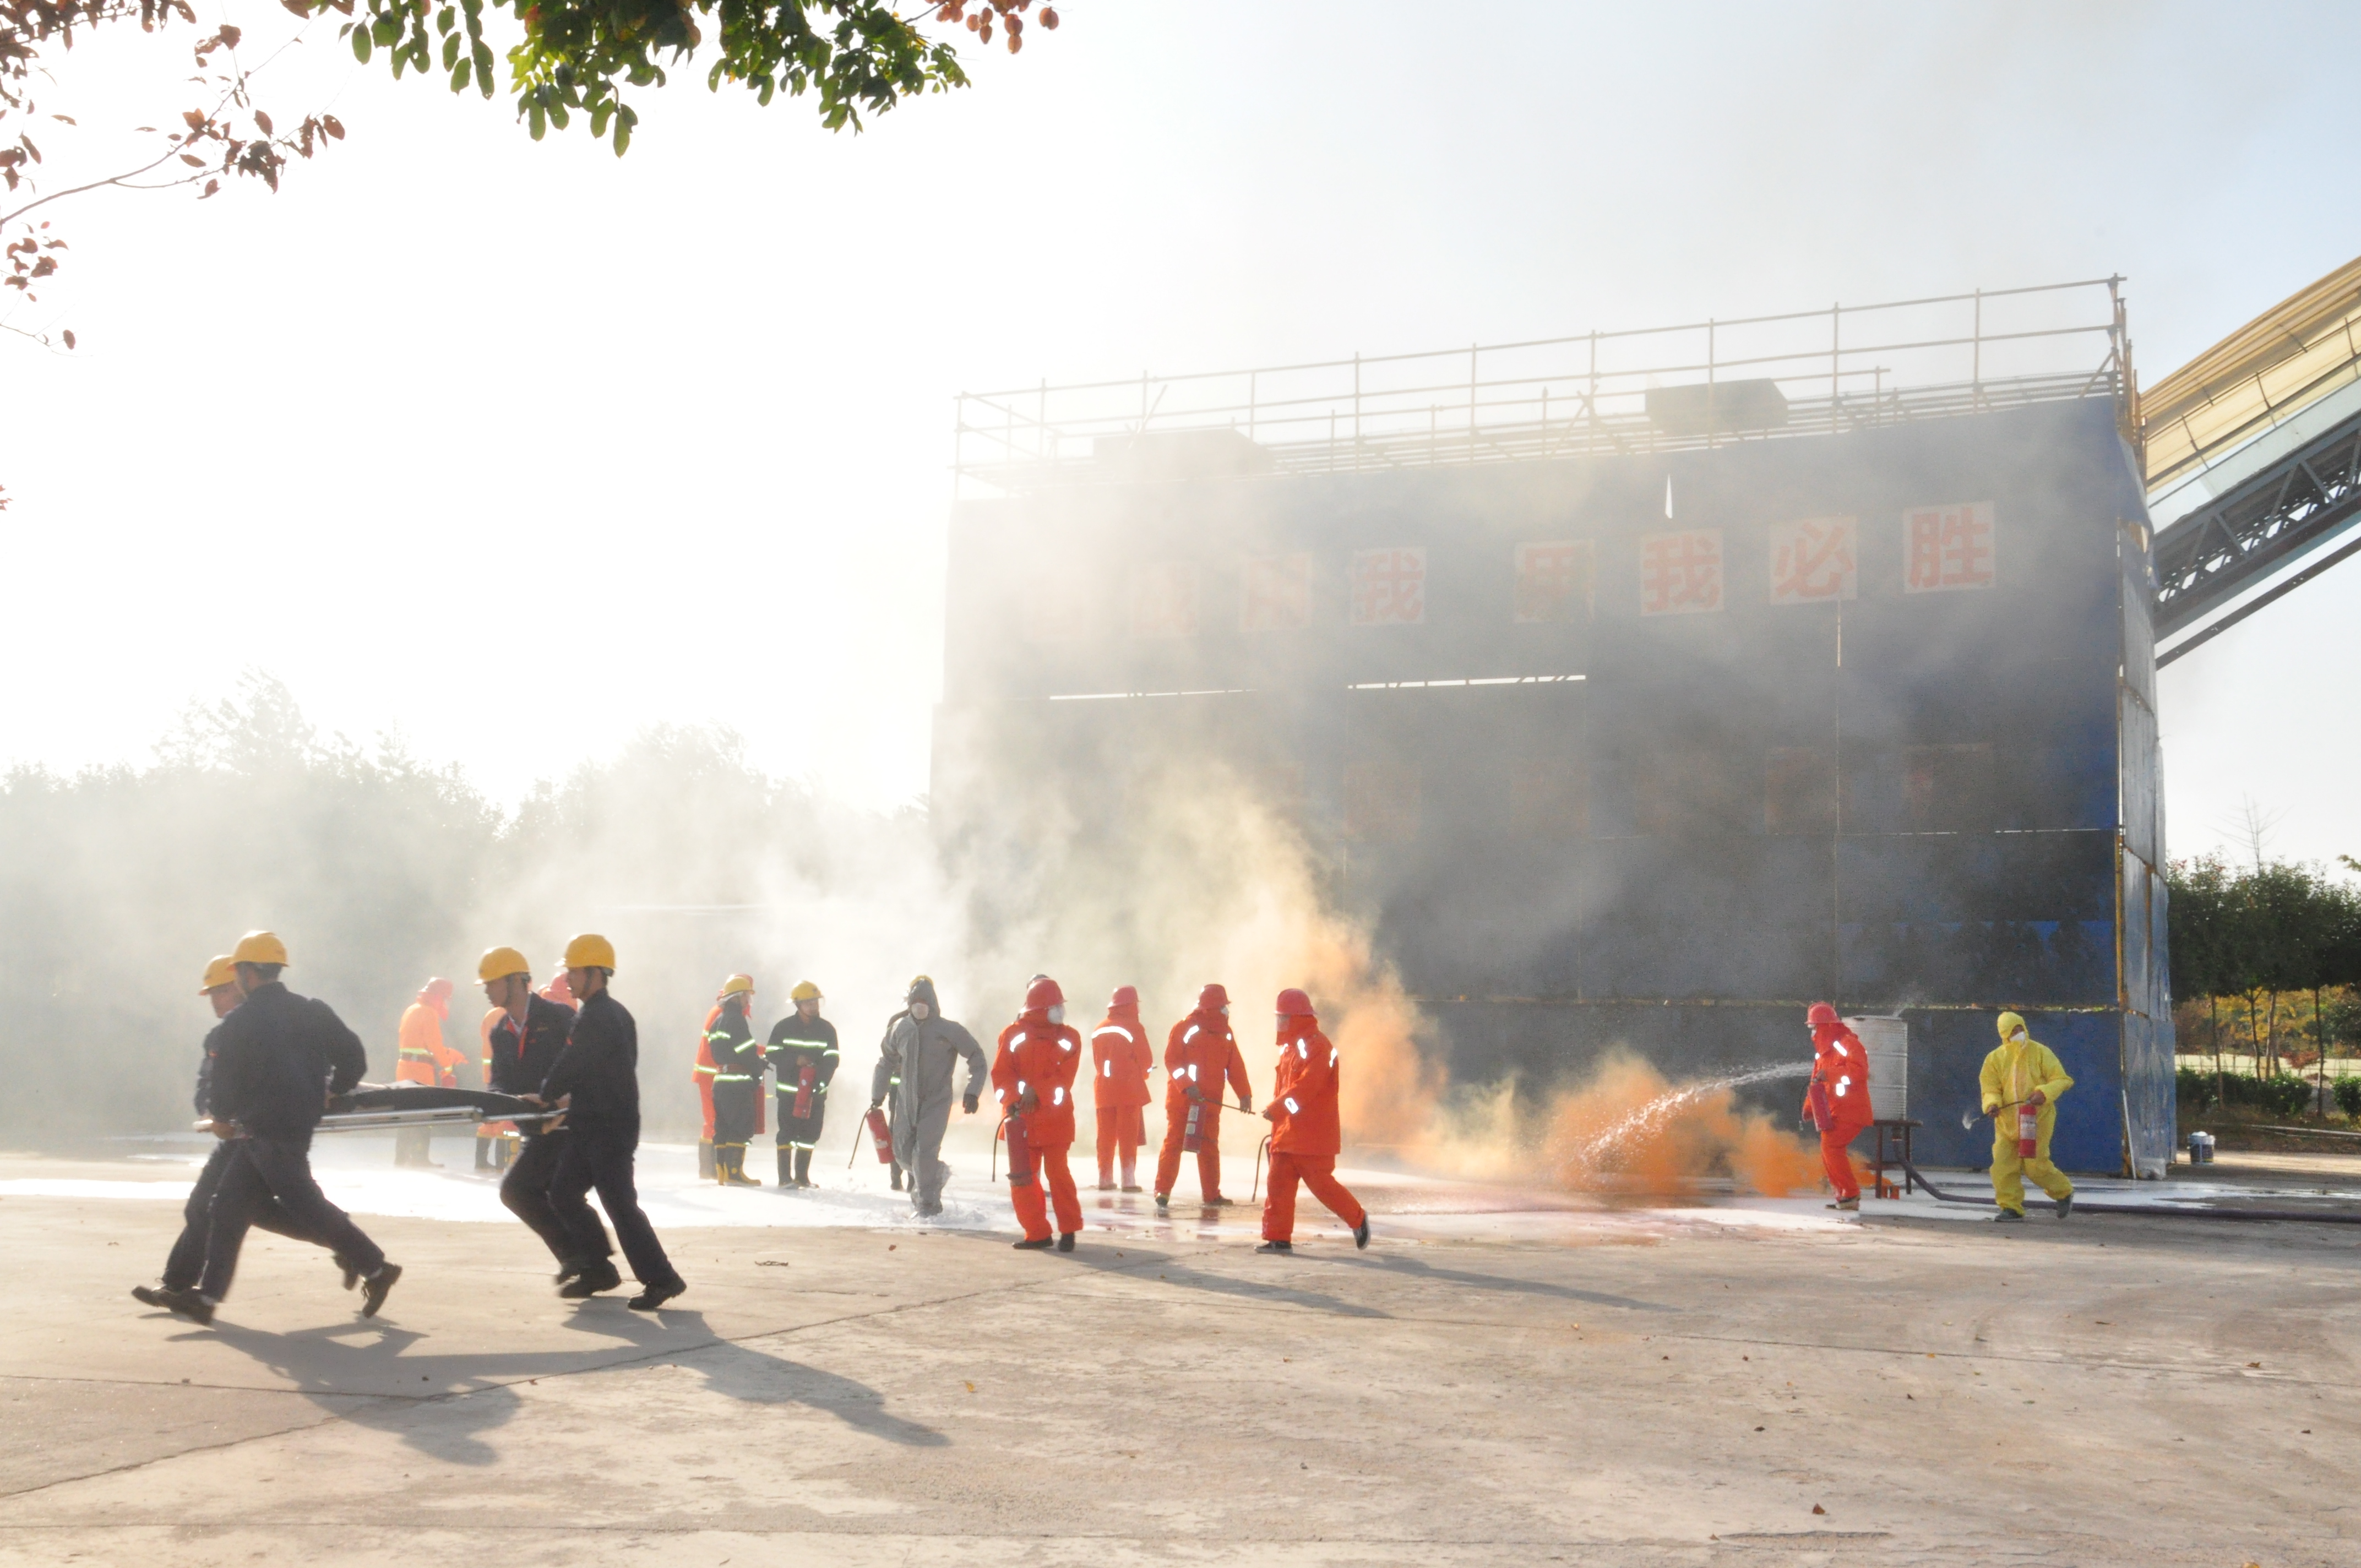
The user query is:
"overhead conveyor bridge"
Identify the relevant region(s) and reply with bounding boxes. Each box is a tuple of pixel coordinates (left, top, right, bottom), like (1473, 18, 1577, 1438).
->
(2143, 255, 2361, 665)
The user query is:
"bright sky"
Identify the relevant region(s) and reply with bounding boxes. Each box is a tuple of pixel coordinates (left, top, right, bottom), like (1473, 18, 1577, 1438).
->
(5, 1, 2358, 865)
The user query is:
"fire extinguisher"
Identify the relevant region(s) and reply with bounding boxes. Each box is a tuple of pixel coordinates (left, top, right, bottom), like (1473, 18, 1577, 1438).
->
(864, 1106, 894, 1164)
(1182, 1096, 1207, 1153)
(1003, 1112, 1035, 1185)
(2017, 1102, 2039, 1158)
(1805, 1077, 1834, 1131)
(792, 1061, 817, 1120)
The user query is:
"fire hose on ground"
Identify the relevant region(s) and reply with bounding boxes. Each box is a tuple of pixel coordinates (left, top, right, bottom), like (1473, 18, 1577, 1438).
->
(1888, 1105, 2361, 1226)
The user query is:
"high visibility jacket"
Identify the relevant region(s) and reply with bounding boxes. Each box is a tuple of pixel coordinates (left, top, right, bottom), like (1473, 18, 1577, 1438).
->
(395, 1002, 465, 1088)
(766, 1012, 840, 1117)
(993, 1010, 1082, 1148)
(705, 999, 765, 1089)
(1267, 1020, 1342, 1157)
(1089, 1008, 1155, 1109)
(1163, 1010, 1250, 1113)
(1981, 1035, 2074, 1144)
(1807, 1017, 1875, 1139)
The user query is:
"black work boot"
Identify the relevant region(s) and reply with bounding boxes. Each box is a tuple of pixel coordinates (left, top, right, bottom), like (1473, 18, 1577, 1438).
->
(360, 1263, 402, 1319)
(1256, 1240, 1292, 1255)
(779, 1148, 795, 1188)
(795, 1147, 814, 1187)
(1057, 1231, 1076, 1253)
(560, 1260, 622, 1298)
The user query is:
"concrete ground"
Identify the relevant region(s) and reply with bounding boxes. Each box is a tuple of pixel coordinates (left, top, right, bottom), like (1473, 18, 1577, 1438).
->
(2, 1141, 2356, 1567)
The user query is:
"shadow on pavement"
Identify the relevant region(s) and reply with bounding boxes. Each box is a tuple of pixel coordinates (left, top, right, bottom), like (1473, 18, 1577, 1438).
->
(1322, 1251, 1682, 1313)
(1064, 1245, 1391, 1319)
(559, 1305, 948, 1447)
(185, 1296, 943, 1463)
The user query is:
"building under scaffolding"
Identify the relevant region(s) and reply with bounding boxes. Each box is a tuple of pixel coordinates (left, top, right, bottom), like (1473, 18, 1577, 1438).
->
(936, 279, 2172, 1175)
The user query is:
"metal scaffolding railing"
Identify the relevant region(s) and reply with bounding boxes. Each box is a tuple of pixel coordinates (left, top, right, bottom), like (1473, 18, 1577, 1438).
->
(953, 277, 2132, 496)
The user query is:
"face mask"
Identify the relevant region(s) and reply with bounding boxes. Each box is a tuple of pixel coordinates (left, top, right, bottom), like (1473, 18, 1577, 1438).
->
(1047, 1004, 1065, 1026)
(910, 1001, 931, 1020)
(1220, 1004, 1231, 1017)
(1275, 1014, 1287, 1031)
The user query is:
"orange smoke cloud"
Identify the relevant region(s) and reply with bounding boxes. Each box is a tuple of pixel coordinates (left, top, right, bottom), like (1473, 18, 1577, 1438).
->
(1541, 1053, 1823, 1198)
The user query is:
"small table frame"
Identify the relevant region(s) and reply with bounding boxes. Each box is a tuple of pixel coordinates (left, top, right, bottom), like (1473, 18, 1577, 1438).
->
(1868, 1119, 1922, 1197)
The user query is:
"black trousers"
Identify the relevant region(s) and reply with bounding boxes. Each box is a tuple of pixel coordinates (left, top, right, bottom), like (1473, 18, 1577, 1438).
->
(199, 1135, 386, 1302)
(711, 1079, 758, 1148)
(776, 1094, 827, 1151)
(162, 1140, 315, 1291)
(498, 1131, 587, 1266)
(548, 1122, 681, 1289)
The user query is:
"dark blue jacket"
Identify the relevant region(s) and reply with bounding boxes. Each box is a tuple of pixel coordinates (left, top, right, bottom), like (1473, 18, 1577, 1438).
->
(208, 982, 368, 1137)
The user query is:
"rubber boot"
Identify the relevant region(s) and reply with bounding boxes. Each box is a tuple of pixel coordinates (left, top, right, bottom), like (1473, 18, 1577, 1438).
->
(795, 1147, 814, 1188)
(474, 1136, 493, 1172)
(779, 1146, 795, 1188)
(714, 1147, 732, 1186)
(697, 1139, 715, 1180)
(890, 1163, 905, 1193)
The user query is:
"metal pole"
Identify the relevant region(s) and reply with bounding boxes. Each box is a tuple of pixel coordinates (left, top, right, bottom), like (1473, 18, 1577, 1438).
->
(1469, 342, 1478, 443)
(1831, 302, 1841, 429)
(1972, 288, 1982, 406)
(1353, 352, 1362, 472)
(1706, 318, 1717, 450)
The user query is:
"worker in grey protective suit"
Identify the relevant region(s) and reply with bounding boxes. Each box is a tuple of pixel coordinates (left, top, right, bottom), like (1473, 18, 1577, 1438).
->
(869, 975, 988, 1218)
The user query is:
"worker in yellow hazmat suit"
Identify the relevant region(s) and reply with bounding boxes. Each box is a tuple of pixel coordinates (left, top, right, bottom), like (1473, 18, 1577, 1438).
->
(1979, 1011, 2075, 1222)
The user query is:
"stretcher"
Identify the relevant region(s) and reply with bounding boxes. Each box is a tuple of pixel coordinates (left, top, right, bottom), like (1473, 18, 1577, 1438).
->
(195, 1085, 556, 1136)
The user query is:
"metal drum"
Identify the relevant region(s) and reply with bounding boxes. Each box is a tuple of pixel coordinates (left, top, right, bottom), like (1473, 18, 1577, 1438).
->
(1846, 1015, 1908, 1122)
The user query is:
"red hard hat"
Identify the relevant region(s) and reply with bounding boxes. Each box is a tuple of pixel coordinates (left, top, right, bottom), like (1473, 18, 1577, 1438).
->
(1276, 987, 1313, 1017)
(1807, 1001, 1838, 1029)
(422, 977, 454, 999)
(1109, 984, 1139, 1009)
(1198, 982, 1230, 1010)
(1025, 976, 1065, 1011)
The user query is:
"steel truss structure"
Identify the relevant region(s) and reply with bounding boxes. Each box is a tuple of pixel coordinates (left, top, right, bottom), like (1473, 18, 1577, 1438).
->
(2152, 407, 2361, 666)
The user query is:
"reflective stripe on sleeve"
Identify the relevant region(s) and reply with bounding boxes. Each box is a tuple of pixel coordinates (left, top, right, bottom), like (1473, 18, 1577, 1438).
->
(1284, 1096, 1300, 1114)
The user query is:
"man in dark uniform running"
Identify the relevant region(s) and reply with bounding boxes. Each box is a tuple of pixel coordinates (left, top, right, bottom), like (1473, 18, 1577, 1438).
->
(535, 933, 687, 1310)
(170, 931, 401, 1324)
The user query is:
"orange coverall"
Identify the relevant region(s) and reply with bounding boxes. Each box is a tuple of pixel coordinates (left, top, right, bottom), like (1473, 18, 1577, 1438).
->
(395, 1001, 465, 1087)
(1154, 1009, 1252, 1201)
(993, 1010, 1083, 1241)
(1260, 1017, 1366, 1242)
(1803, 1003, 1873, 1200)
(1089, 1003, 1155, 1186)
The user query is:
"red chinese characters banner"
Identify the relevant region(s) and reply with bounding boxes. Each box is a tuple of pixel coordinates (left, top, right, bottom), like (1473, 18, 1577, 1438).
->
(1129, 561, 1199, 640)
(1241, 553, 1312, 631)
(1350, 547, 1427, 627)
(1514, 540, 1593, 623)
(1767, 516, 1858, 605)
(1638, 529, 1724, 616)
(1903, 502, 1996, 594)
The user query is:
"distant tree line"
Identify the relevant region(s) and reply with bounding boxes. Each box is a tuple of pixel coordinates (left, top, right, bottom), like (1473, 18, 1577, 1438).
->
(2167, 853, 2361, 1113)
(0, 673, 929, 1142)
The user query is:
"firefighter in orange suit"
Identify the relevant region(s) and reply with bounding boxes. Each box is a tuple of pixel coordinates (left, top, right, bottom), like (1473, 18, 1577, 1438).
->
(692, 1005, 721, 1179)
(1257, 988, 1370, 1254)
(1802, 1001, 1875, 1211)
(993, 976, 1084, 1251)
(394, 977, 466, 1167)
(1090, 985, 1155, 1191)
(1153, 983, 1252, 1211)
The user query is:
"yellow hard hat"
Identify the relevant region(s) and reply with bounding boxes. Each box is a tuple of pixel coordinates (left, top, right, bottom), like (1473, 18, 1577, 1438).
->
(478, 946, 530, 983)
(564, 933, 617, 972)
(1995, 1010, 2027, 1041)
(199, 955, 237, 994)
(718, 973, 755, 999)
(790, 981, 822, 1002)
(231, 930, 289, 967)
